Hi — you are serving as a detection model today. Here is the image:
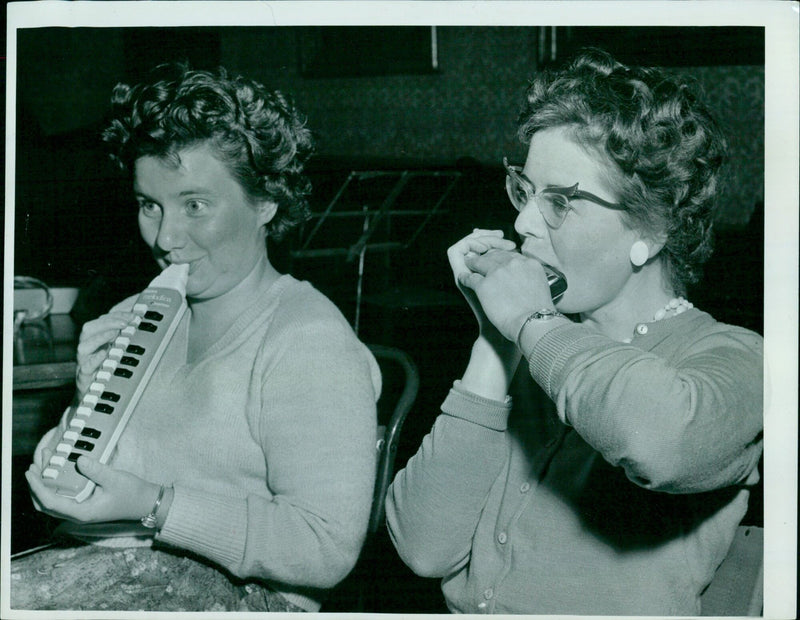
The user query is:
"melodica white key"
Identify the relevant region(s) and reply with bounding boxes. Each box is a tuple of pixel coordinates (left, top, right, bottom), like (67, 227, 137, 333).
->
(41, 262, 189, 502)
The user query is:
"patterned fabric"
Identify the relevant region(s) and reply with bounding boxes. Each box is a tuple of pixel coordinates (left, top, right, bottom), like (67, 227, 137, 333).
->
(10, 542, 306, 612)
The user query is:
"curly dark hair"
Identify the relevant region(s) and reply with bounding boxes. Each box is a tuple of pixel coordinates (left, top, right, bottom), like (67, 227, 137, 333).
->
(518, 48, 728, 294)
(103, 64, 314, 241)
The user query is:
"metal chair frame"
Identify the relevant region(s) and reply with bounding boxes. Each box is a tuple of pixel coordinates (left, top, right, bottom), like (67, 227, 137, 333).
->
(366, 343, 419, 535)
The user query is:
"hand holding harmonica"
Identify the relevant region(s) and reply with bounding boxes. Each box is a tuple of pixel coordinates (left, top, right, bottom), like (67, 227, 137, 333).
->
(448, 229, 566, 343)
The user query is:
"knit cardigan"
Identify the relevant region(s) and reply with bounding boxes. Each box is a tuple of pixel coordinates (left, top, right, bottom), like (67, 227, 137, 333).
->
(62, 274, 380, 611)
(386, 308, 763, 615)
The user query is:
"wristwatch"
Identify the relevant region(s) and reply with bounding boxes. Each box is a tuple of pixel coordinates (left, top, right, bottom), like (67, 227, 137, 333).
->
(528, 308, 564, 321)
(515, 308, 566, 350)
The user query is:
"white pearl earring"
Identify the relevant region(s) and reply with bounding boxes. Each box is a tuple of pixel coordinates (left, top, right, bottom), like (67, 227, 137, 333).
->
(629, 240, 649, 267)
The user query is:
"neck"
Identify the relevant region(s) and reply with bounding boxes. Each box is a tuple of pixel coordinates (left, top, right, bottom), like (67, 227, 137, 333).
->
(188, 253, 279, 326)
(579, 261, 677, 341)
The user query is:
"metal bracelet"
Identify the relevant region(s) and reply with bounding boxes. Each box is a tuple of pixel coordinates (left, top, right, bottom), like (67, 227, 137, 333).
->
(515, 308, 566, 350)
(140, 484, 166, 529)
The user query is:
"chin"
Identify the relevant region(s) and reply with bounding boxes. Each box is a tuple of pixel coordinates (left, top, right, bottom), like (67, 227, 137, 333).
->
(553, 296, 581, 316)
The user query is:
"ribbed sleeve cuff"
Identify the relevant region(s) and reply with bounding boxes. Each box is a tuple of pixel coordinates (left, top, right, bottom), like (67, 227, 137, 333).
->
(440, 380, 512, 431)
(156, 485, 248, 571)
(528, 322, 607, 397)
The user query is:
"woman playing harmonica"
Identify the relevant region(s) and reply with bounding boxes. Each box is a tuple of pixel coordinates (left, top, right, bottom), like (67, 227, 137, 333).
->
(386, 49, 763, 615)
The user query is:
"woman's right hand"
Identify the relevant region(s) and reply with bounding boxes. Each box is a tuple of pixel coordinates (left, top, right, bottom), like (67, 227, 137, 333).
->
(447, 230, 521, 400)
(447, 229, 518, 339)
(33, 426, 59, 470)
(75, 311, 138, 395)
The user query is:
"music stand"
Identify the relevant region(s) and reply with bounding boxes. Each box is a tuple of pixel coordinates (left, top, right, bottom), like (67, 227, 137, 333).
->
(291, 169, 461, 334)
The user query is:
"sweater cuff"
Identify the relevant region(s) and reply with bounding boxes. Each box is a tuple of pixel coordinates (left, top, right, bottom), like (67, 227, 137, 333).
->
(156, 485, 248, 570)
(440, 380, 512, 431)
(527, 322, 607, 396)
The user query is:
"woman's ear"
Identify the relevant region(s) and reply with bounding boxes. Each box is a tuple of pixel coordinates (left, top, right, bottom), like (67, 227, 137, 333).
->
(645, 231, 668, 258)
(256, 201, 279, 228)
(630, 230, 668, 267)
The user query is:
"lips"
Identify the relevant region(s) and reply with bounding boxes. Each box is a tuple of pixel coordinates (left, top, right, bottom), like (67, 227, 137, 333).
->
(162, 259, 198, 275)
(520, 246, 563, 276)
(520, 247, 547, 264)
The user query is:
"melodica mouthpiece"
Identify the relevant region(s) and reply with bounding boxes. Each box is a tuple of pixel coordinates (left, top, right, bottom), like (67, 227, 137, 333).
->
(149, 263, 190, 294)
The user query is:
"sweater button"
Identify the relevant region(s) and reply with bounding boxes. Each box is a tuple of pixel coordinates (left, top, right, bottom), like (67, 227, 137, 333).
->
(497, 532, 507, 544)
(520, 482, 531, 493)
(484, 587, 494, 600)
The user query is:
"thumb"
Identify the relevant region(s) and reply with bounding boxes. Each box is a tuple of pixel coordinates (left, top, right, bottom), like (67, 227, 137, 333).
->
(75, 456, 111, 486)
(458, 270, 483, 291)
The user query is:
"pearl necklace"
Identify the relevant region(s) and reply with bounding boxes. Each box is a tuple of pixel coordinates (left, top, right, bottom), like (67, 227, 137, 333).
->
(625, 296, 694, 342)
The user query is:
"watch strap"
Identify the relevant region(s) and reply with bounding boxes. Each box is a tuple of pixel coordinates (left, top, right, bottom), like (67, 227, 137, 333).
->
(515, 308, 566, 350)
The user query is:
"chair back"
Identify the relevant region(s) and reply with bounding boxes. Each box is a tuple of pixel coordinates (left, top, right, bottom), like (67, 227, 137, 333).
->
(700, 525, 763, 616)
(367, 344, 419, 535)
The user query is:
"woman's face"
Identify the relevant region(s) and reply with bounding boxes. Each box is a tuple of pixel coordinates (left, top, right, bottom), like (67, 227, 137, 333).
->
(514, 126, 641, 316)
(134, 142, 276, 301)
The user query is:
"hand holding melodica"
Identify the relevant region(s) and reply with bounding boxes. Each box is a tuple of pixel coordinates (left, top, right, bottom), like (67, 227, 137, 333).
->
(75, 311, 140, 396)
(26, 454, 162, 525)
(452, 230, 556, 342)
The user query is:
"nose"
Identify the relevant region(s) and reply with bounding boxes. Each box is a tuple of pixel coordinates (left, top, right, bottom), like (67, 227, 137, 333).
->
(513, 200, 548, 239)
(152, 211, 187, 253)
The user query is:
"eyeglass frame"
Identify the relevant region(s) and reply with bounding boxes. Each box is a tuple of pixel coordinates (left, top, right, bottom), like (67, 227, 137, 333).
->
(503, 157, 623, 228)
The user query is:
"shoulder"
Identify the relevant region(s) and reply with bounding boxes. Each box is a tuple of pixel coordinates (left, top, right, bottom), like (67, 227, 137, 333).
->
(261, 276, 382, 392)
(660, 309, 763, 373)
(680, 309, 763, 352)
(271, 276, 355, 336)
(269, 276, 377, 362)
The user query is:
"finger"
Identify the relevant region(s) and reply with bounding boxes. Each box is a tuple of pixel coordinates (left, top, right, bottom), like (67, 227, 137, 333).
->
(77, 313, 137, 352)
(82, 311, 139, 332)
(75, 456, 101, 484)
(26, 470, 85, 520)
(78, 313, 136, 342)
(26, 469, 62, 515)
(76, 456, 113, 487)
(464, 248, 520, 275)
(457, 270, 484, 291)
(26, 472, 46, 512)
(76, 328, 126, 360)
(469, 228, 505, 238)
(35, 446, 54, 471)
(449, 237, 516, 265)
(77, 347, 108, 371)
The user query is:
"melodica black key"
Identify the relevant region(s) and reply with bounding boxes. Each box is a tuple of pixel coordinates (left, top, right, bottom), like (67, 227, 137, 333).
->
(41, 263, 189, 502)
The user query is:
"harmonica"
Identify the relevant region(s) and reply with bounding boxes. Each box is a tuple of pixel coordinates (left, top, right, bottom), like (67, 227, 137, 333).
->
(41, 263, 189, 502)
(545, 266, 567, 302)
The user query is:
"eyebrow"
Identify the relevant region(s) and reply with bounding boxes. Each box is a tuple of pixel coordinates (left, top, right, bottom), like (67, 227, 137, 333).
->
(514, 168, 572, 193)
(133, 188, 215, 199)
(177, 189, 215, 197)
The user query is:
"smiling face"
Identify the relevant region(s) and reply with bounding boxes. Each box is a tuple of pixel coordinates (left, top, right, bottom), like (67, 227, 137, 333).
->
(514, 126, 645, 316)
(134, 142, 277, 301)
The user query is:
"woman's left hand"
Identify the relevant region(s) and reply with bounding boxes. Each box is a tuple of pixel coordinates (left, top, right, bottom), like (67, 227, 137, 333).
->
(461, 248, 556, 342)
(26, 456, 159, 524)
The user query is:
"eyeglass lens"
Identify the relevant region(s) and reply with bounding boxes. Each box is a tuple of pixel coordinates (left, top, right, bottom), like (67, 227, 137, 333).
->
(505, 172, 569, 228)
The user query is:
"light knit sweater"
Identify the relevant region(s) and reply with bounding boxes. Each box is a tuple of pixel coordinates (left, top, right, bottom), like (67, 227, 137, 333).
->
(386, 308, 763, 615)
(61, 274, 380, 611)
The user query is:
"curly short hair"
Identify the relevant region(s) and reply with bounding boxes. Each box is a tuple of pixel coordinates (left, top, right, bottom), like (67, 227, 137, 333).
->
(103, 64, 314, 241)
(518, 48, 728, 293)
